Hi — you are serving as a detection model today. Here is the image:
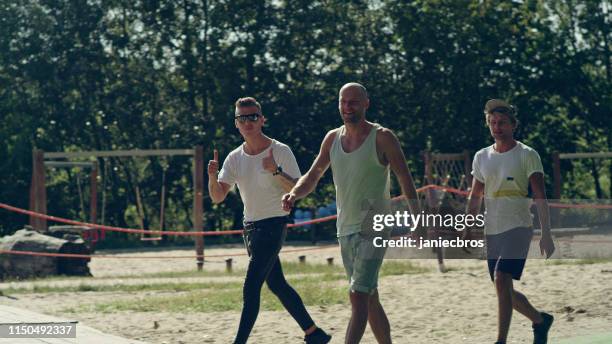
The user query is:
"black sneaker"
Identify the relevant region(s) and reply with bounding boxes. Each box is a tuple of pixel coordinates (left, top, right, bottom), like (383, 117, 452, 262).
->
(533, 312, 554, 344)
(304, 328, 331, 344)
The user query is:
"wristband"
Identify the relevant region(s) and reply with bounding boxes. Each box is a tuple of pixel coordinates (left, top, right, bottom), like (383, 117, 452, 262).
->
(273, 165, 283, 176)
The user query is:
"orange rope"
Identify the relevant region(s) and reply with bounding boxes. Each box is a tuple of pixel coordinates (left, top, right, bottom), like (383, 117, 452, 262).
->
(0, 244, 339, 260)
(1, 184, 609, 239)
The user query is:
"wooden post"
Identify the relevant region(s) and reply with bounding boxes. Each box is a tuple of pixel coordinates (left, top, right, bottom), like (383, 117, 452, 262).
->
(89, 161, 99, 247)
(30, 149, 47, 232)
(326, 257, 334, 266)
(423, 150, 434, 209)
(463, 150, 472, 188)
(552, 152, 561, 200)
(298, 255, 306, 264)
(552, 152, 561, 227)
(90, 161, 98, 224)
(423, 150, 433, 185)
(29, 169, 36, 229)
(39, 151, 47, 232)
(225, 258, 233, 272)
(193, 145, 205, 270)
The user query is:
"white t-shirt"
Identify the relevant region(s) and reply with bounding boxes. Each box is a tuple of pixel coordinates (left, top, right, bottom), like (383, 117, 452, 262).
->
(471, 141, 544, 235)
(218, 139, 301, 222)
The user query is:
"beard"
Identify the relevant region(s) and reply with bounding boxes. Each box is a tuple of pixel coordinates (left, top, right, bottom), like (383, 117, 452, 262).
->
(342, 111, 363, 124)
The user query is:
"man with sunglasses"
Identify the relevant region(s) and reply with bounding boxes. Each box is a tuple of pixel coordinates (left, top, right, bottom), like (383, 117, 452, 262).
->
(464, 99, 555, 344)
(208, 97, 331, 344)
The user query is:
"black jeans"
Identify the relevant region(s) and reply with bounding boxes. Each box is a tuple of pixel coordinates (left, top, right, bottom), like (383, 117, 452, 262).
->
(234, 216, 315, 344)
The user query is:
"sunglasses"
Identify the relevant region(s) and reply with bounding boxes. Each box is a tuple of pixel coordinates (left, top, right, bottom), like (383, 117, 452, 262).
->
(235, 113, 261, 123)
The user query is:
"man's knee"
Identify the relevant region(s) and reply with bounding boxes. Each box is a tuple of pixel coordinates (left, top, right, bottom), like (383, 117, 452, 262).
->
(349, 290, 370, 307)
(367, 289, 381, 306)
(265, 277, 288, 296)
(242, 282, 258, 300)
(494, 271, 513, 291)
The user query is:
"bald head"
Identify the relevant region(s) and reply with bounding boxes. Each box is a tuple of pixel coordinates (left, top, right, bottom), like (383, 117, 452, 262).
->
(338, 83, 369, 124)
(339, 82, 368, 100)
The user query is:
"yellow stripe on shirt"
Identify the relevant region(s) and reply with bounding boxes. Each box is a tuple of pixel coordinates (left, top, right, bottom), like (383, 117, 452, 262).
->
(492, 189, 528, 198)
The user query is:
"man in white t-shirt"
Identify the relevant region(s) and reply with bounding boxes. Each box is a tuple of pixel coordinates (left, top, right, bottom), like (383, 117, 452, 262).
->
(465, 99, 555, 344)
(208, 97, 331, 344)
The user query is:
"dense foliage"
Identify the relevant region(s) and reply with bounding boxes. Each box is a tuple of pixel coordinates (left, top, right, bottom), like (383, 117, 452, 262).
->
(1, 1, 609, 246)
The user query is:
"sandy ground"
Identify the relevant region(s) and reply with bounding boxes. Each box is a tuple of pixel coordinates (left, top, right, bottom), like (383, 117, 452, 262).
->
(1, 240, 611, 344)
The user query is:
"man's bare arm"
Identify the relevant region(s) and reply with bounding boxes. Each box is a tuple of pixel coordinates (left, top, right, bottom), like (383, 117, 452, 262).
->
(463, 178, 484, 240)
(292, 130, 335, 199)
(282, 130, 336, 210)
(466, 178, 484, 217)
(530, 172, 555, 258)
(261, 148, 298, 192)
(208, 149, 232, 204)
(272, 172, 298, 193)
(378, 129, 421, 215)
(530, 172, 550, 234)
(208, 178, 232, 204)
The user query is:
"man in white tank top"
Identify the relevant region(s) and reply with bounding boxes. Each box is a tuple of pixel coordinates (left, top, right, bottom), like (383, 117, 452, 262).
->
(208, 97, 331, 344)
(465, 99, 555, 344)
(282, 83, 422, 343)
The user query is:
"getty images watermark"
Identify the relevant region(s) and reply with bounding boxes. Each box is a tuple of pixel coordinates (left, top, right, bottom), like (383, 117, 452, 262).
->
(370, 211, 486, 250)
(359, 198, 612, 260)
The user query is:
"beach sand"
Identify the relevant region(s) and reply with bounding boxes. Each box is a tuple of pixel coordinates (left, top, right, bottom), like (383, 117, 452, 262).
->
(1, 240, 611, 343)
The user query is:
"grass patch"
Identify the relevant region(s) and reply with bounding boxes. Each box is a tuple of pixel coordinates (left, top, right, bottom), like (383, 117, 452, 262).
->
(137, 261, 345, 279)
(81, 275, 348, 314)
(0, 274, 91, 283)
(8, 281, 243, 295)
(0, 262, 341, 295)
(2, 261, 427, 296)
(122, 269, 243, 279)
(3, 271, 346, 295)
(82, 263, 429, 314)
(277, 261, 345, 275)
(379, 261, 429, 276)
(142, 260, 426, 279)
(0, 267, 244, 283)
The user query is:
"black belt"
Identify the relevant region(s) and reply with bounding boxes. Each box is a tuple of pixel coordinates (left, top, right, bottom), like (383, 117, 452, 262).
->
(243, 216, 288, 232)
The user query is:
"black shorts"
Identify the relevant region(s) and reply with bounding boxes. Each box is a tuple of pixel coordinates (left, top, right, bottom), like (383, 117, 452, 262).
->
(486, 227, 533, 281)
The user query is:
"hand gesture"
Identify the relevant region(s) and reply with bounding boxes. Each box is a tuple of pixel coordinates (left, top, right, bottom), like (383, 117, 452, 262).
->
(262, 148, 277, 174)
(208, 149, 219, 179)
